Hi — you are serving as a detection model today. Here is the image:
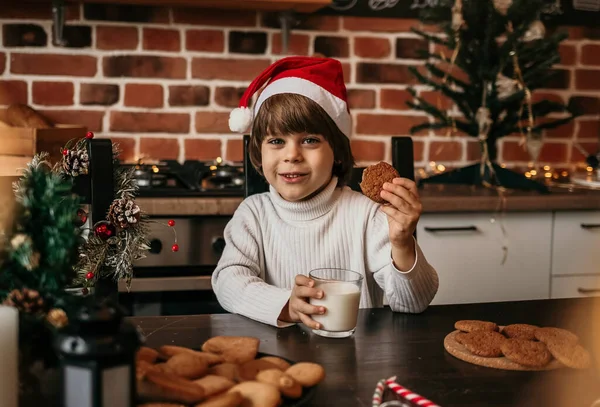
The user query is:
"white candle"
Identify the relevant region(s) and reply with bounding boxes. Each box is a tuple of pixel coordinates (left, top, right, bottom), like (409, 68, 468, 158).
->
(0, 305, 18, 407)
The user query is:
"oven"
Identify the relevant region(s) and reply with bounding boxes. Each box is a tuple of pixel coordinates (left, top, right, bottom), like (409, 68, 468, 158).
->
(116, 159, 243, 317)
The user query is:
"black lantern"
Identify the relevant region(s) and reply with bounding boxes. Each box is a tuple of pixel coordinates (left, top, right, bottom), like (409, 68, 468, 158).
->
(54, 299, 141, 407)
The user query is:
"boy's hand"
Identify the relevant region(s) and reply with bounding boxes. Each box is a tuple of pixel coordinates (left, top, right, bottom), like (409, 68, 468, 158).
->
(278, 275, 325, 329)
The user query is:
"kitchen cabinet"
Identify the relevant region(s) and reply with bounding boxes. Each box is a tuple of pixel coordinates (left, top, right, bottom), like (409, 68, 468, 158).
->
(551, 275, 600, 299)
(551, 211, 600, 277)
(60, 0, 331, 12)
(418, 212, 553, 305)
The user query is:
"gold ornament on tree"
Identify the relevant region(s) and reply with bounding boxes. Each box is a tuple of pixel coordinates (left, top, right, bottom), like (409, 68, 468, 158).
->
(493, 0, 512, 15)
(523, 20, 546, 42)
(46, 308, 68, 329)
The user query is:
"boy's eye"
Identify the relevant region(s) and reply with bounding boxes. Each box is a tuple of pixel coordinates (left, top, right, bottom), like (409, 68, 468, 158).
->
(267, 138, 284, 145)
(303, 137, 320, 144)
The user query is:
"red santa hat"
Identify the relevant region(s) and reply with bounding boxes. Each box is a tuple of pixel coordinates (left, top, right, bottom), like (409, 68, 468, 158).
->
(228, 56, 352, 138)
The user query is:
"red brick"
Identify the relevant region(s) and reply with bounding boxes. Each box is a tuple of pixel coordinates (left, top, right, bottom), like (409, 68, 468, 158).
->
(559, 44, 577, 66)
(80, 83, 119, 106)
(184, 139, 222, 160)
(0, 2, 79, 20)
(110, 137, 136, 162)
(143, 28, 180, 52)
(110, 112, 189, 133)
(531, 91, 564, 104)
(173, 8, 256, 27)
(215, 87, 245, 108)
(347, 89, 375, 109)
(192, 58, 270, 81)
(124, 84, 163, 108)
(436, 61, 470, 85)
(571, 142, 597, 163)
(104, 56, 186, 79)
(380, 89, 412, 110)
(420, 91, 453, 110)
(356, 114, 429, 136)
(0, 80, 27, 105)
(413, 140, 425, 162)
(351, 140, 385, 161)
(575, 69, 600, 90)
(0, 53, 5, 74)
(140, 138, 179, 160)
(357, 63, 417, 85)
(429, 141, 463, 161)
(186, 30, 224, 52)
(539, 142, 568, 163)
(581, 44, 600, 66)
(343, 17, 438, 33)
(577, 120, 600, 139)
(467, 140, 481, 161)
(32, 82, 74, 106)
(96, 26, 138, 50)
(39, 110, 104, 131)
(342, 63, 352, 83)
(501, 140, 530, 162)
(543, 120, 575, 139)
(225, 138, 243, 161)
(262, 14, 339, 31)
(11, 53, 96, 77)
(169, 85, 210, 107)
(272, 33, 310, 56)
(195, 112, 230, 133)
(354, 37, 391, 59)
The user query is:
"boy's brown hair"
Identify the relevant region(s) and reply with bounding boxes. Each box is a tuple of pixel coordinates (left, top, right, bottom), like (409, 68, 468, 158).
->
(248, 93, 355, 185)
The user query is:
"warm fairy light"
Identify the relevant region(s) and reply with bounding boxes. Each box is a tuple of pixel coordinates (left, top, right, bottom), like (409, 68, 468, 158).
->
(543, 165, 550, 171)
(561, 171, 569, 177)
(216, 157, 223, 164)
(545, 172, 552, 178)
(152, 165, 159, 173)
(500, 163, 507, 168)
(209, 165, 217, 171)
(587, 166, 594, 172)
(530, 170, 537, 176)
(429, 161, 436, 167)
(525, 172, 532, 178)
(436, 164, 446, 172)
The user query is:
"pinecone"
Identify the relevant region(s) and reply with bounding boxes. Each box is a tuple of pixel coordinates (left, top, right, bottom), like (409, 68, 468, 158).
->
(46, 308, 68, 329)
(62, 149, 89, 177)
(108, 198, 141, 229)
(2, 288, 45, 315)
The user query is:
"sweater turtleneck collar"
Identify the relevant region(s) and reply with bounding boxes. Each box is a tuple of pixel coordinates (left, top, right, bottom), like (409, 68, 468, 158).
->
(268, 176, 341, 221)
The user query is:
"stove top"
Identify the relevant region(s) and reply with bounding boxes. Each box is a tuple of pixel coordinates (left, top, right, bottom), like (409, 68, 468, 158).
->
(121, 159, 245, 198)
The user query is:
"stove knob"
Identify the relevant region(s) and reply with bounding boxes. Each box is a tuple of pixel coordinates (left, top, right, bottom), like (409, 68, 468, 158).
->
(148, 238, 163, 254)
(212, 237, 226, 255)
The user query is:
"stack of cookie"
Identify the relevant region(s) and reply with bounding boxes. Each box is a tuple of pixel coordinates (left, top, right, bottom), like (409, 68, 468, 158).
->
(136, 335, 325, 407)
(446, 320, 592, 370)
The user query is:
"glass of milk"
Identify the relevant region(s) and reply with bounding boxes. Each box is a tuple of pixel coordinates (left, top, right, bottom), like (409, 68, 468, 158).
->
(308, 268, 363, 338)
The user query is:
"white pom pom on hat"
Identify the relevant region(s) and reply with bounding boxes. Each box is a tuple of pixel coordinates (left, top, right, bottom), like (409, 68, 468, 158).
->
(228, 56, 352, 139)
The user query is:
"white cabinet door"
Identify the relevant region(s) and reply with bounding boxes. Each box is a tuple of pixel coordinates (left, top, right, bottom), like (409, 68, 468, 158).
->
(418, 212, 552, 305)
(551, 275, 600, 299)
(551, 211, 600, 276)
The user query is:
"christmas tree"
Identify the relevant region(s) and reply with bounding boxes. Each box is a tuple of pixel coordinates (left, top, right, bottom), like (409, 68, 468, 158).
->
(408, 0, 578, 192)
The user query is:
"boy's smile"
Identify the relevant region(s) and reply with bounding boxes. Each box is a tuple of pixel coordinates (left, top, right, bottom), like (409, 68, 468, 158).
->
(261, 133, 334, 202)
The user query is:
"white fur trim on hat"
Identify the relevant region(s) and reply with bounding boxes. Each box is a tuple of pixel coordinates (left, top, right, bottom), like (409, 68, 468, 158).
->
(229, 107, 253, 133)
(254, 77, 352, 138)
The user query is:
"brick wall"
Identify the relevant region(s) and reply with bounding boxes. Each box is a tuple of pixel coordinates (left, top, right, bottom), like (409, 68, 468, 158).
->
(0, 2, 599, 170)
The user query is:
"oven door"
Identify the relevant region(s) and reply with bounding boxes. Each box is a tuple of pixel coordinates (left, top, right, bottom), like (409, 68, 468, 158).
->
(118, 215, 230, 316)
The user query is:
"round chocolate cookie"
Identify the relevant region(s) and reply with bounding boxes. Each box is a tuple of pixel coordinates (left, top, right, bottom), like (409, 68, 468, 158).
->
(359, 161, 399, 204)
(459, 330, 506, 357)
(455, 320, 499, 333)
(502, 324, 539, 340)
(500, 338, 552, 367)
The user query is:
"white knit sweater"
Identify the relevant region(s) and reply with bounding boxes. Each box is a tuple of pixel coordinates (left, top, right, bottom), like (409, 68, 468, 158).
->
(211, 176, 439, 327)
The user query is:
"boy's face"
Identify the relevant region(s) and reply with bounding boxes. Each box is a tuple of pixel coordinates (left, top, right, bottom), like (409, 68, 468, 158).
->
(261, 133, 335, 202)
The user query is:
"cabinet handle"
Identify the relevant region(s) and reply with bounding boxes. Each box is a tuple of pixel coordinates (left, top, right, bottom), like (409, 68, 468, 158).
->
(580, 224, 600, 229)
(577, 288, 600, 295)
(424, 226, 479, 233)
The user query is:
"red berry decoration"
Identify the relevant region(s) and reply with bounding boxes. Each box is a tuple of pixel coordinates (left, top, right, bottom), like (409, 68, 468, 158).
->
(171, 244, 179, 252)
(62, 149, 68, 156)
(86, 272, 94, 280)
(81, 287, 89, 295)
(168, 219, 175, 227)
(94, 221, 116, 241)
(75, 208, 88, 227)
(85, 131, 94, 139)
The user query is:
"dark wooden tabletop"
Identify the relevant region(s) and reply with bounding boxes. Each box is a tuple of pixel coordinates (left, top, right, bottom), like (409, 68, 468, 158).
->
(129, 298, 600, 407)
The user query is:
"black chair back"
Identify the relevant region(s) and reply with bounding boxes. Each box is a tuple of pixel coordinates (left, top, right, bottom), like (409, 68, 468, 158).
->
(243, 135, 269, 197)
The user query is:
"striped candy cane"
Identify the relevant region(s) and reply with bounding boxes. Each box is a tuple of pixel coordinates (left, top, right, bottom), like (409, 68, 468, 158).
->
(385, 376, 441, 407)
(372, 378, 386, 407)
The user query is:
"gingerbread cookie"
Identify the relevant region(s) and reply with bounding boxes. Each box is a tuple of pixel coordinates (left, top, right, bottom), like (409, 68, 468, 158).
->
(458, 330, 506, 357)
(455, 320, 499, 333)
(256, 368, 303, 399)
(546, 342, 592, 369)
(193, 375, 236, 397)
(500, 338, 552, 367)
(194, 392, 243, 407)
(502, 324, 538, 340)
(534, 327, 579, 347)
(359, 161, 400, 204)
(207, 363, 241, 382)
(163, 353, 209, 380)
(285, 362, 326, 387)
(202, 336, 260, 364)
(238, 359, 281, 382)
(259, 356, 291, 371)
(138, 370, 206, 404)
(159, 345, 224, 366)
(227, 382, 281, 407)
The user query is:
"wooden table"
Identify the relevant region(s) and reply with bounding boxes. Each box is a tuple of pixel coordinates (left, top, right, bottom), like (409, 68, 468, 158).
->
(130, 298, 600, 407)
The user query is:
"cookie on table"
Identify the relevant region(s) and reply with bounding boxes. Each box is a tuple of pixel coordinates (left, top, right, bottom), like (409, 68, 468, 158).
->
(256, 369, 303, 399)
(458, 330, 506, 357)
(359, 161, 400, 204)
(202, 336, 260, 364)
(259, 356, 291, 371)
(207, 363, 241, 382)
(534, 327, 579, 347)
(285, 362, 326, 387)
(138, 370, 206, 404)
(546, 342, 592, 369)
(455, 320, 499, 333)
(238, 359, 281, 382)
(193, 375, 236, 397)
(502, 324, 539, 340)
(227, 381, 281, 407)
(159, 345, 224, 366)
(194, 391, 243, 407)
(162, 353, 209, 380)
(500, 338, 552, 367)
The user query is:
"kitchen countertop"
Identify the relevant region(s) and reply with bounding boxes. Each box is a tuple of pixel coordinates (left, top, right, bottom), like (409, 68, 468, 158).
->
(130, 297, 600, 407)
(137, 184, 600, 216)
